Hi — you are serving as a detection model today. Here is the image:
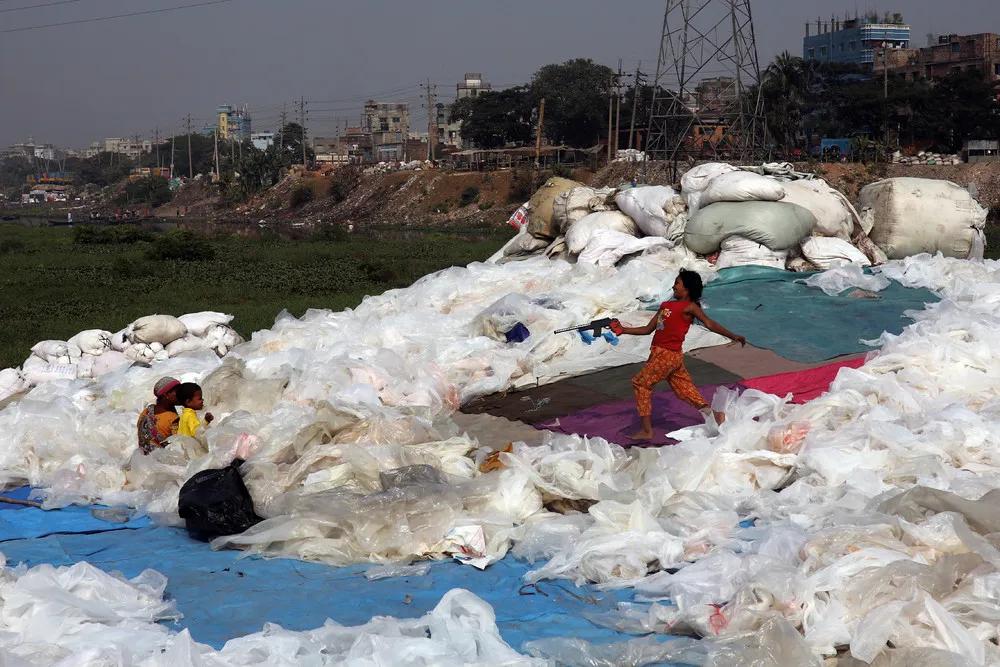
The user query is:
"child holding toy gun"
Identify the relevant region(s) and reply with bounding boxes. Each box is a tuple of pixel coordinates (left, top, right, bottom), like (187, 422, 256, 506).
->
(611, 269, 745, 442)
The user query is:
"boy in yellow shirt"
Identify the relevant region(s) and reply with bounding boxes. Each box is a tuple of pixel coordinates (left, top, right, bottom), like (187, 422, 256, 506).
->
(176, 383, 214, 437)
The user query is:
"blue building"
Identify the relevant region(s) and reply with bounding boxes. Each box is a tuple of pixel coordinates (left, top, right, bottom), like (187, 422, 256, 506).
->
(803, 16, 910, 71)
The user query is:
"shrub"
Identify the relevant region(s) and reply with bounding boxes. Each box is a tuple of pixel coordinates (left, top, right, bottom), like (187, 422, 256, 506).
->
(312, 224, 348, 242)
(289, 184, 314, 210)
(508, 167, 535, 204)
(477, 200, 495, 211)
(72, 225, 153, 245)
(0, 239, 26, 255)
(551, 163, 573, 179)
(460, 186, 480, 207)
(145, 229, 215, 261)
(328, 168, 361, 204)
(433, 202, 449, 214)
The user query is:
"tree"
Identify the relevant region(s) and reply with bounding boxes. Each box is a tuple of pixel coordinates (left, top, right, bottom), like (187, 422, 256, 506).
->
(122, 176, 172, 207)
(760, 51, 809, 151)
(275, 122, 314, 164)
(530, 58, 615, 147)
(449, 87, 534, 149)
(224, 142, 289, 202)
(169, 133, 215, 178)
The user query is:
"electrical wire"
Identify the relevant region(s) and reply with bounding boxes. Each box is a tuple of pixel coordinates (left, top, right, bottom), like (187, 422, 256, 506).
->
(2, 0, 234, 33)
(0, 0, 80, 13)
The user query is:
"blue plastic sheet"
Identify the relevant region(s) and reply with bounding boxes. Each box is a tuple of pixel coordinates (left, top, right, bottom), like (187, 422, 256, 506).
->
(698, 266, 938, 363)
(0, 491, 665, 653)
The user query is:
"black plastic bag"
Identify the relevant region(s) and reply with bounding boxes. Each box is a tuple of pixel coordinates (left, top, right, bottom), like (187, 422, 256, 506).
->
(178, 458, 262, 540)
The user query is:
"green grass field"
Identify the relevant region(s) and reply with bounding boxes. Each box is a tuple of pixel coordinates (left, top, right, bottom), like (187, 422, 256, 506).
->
(0, 224, 509, 370)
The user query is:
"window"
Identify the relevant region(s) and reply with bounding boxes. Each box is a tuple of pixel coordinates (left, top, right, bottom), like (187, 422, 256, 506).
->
(840, 43, 845, 53)
(952, 42, 960, 53)
(808, 48, 815, 59)
(995, 63, 1000, 76)
(850, 41, 857, 52)
(996, 38, 1000, 49)
(821, 46, 828, 57)
(391, 117, 400, 124)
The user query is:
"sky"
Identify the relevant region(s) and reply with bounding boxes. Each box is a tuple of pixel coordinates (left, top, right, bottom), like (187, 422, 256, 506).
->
(0, 0, 994, 149)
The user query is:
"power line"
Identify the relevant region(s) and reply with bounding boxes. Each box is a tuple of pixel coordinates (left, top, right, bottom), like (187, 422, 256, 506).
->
(0, 0, 80, 14)
(1, 0, 234, 33)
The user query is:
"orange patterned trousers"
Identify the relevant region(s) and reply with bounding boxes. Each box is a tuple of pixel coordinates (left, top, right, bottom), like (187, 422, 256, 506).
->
(631, 347, 709, 417)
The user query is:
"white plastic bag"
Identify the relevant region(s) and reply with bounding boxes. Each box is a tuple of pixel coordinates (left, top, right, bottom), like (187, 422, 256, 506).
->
(30, 340, 69, 363)
(565, 211, 640, 255)
(177, 312, 234, 338)
(781, 179, 859, 239)
(165, 334, 212, 357)
(800, 236, 872, 269)
(0, 368, 30, 400)
(67, 330, 112, 356)
(21, 355, 78, 384)
(801, 261, 890, 296)
(681, 162, 737, 214)
(715, 236, 788, 269)
(615, 186, 683, 238)
(577, 230, 671, 267)
(699, 171, 786, 208)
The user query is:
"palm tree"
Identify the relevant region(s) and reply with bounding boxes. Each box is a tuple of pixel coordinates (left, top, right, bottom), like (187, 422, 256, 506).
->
(761, 52, 808, 153)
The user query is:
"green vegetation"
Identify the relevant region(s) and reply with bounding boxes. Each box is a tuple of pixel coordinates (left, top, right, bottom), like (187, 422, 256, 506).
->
(122, 176, 173, 207)
(0, 224, 509, 369)
(289, 184, 314, 210)
(460, 186, 480, 207)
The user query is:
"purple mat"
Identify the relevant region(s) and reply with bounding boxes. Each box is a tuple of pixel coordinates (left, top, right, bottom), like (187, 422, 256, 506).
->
(537, 382, 747, 448)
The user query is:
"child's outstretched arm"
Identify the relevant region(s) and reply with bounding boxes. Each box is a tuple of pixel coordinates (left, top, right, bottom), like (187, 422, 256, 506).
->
(615, 312, 659, 337)
(687, 304, 746, 346)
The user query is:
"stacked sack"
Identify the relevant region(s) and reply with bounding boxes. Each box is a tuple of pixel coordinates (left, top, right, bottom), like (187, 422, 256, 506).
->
(1, 311, 245, 401)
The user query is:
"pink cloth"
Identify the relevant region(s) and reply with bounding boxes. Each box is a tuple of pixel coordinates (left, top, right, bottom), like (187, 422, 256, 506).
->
(741, 357, 866, 404)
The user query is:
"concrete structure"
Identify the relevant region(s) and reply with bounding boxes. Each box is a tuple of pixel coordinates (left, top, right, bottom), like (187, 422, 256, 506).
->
(217, 104, 252, 141)
(695, 77, 737, 111)
(965, 140, 1000, 164)
(804, 15, 910, 71)
(364, 101, 409, 161)
(457, 72, 491, 100)
(251, 131, 275, 150)
(880, 33, 1000, 81)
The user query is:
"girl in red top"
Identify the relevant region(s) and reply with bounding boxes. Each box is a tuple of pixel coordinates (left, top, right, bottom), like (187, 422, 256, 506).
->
(613, 269, 745, 442)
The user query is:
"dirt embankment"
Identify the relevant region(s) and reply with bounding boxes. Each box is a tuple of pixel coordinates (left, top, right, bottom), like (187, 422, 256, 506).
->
(158, 160, 1000, 230)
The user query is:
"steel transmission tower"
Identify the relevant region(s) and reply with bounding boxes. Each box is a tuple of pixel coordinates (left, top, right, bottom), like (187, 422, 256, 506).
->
(646, 0, 767, 176)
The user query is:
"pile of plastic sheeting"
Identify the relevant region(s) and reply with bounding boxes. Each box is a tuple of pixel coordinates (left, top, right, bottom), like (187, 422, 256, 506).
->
(2, 250, 998, 664)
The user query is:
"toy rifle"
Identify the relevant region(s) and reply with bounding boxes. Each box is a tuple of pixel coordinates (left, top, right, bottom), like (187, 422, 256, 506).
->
(554, 318, 621, 346)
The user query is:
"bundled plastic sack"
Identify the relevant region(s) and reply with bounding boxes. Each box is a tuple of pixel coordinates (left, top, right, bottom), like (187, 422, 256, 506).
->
(781, 179, 859, 239)
(614, 185, 685, 238)
(685, 201, 818, 254)
(0, 368, 30, 401)
(714, 236, 788, 270)
(565, 211, 640, 255)
(177, 459, 262, 540)
(203, 324, 245, 357)
(553, 186, 616, 235)
(526, 177, 581, 239)
(699, 171, 786, 208)
(67, 329, 112, 356)
(21, 355, 77, 385)
(489, 230, 550, 263)
(165, 334, 212, 357)
(800, 236, 872, 269)
(128, 315, 188, 346)
(577, 230, 671, 267)
(177, 312, 234, 337)
(859, 178, 989, 260)
(680, 162, 737, 213)
(110, 329, 130, 353)
(30, 340, 69, 364)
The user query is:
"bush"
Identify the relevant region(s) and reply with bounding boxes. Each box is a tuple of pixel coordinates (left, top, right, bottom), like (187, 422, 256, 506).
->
(477, 200, 495, 211)
(289, 184, 314, 210)
(0, 239, 26, 255)
(72, 225, 154, 245)
(328, 168, 360, 204)
(433, 202, 449, 214)
(508, 167, 535, 204)
(121, 176, 173, 208)
(311, 224, 348, 242)
(551, 163, 574, 179)
(145, 229, 216, 261)
(460, 186, 480, 207)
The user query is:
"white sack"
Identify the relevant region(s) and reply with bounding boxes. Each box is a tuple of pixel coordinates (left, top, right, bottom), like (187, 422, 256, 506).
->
(699, 171, 786, 208)
(125, 343, 157, 363)
(204, 324, 245, 357)
(714, 236, 788, 270)
(680, 162, 737, 214)
(30, 340, 68, 363)
(553, 186, 615, 235)
(577, 230, 671, 267)
(110, 329, 130, 353)
(165, 335, 212, 358)
(859, 178, 989, 260)
(685, 201, 818, 254)
(67, 330, 112, 357)
(0, 368, 30, 400)
(800, 237, 872, 269)
(90, 350, 130, 377)
(128, 315, 187, 346)
(781, 179, 859, 239)
(22, 355, 77, 385)
(490, 230, 550, 263)
(565, 211, 640, 255)
(615, 186, 684, 238)
(177, 312, 234, 338)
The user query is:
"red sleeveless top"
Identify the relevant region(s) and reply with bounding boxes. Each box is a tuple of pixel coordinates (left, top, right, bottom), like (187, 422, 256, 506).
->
(651, 300, 693, 351)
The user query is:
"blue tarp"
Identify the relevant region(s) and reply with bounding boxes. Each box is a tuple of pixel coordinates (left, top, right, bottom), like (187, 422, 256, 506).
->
(698, 266, 938, 363)
(0, 487, 659, 653)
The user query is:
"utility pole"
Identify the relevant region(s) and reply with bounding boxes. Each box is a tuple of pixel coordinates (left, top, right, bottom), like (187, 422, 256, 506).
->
(186, 115, 193, 179)
(628, 61, 643, 151)
(153, 126, 161, 168)
(607, 74, 614, 163)
(298, 96, 307, 167)
(170, 132, 176, 179)
(614, 59, 623, 156)
(279, 104, 287, 150)
(132, 132, 142, 169)
(214, 129, 220, 181)
(424, 79, 437, 162)
(535, 98, 546, 169)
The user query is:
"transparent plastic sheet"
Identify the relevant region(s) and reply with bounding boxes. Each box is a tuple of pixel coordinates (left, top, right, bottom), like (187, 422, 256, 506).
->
(801, 260, 891, 296)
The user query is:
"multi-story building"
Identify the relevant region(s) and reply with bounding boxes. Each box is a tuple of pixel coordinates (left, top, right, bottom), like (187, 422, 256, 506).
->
(437, 73, 493, 149)
(457, 72, 491, 100)
(803, 15, 910, 71)
(250, 131, 274, 150)
(103, 138, 154, 160)
(879, 33, 1000, 81)
(364, 101, 409, 161)
(695, 77, 737, 111)
(217, 104, 252, 141)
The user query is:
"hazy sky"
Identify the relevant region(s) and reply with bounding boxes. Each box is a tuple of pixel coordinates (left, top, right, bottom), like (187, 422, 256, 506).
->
(0, 0, 993, 148)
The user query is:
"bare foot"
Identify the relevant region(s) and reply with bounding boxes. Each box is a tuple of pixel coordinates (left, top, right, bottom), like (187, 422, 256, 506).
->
(626, 430, 654, 442)
(713, 411, 726, 424)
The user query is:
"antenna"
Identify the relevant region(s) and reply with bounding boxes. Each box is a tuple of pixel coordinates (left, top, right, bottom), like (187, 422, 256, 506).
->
(645, 0, 768, 179)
